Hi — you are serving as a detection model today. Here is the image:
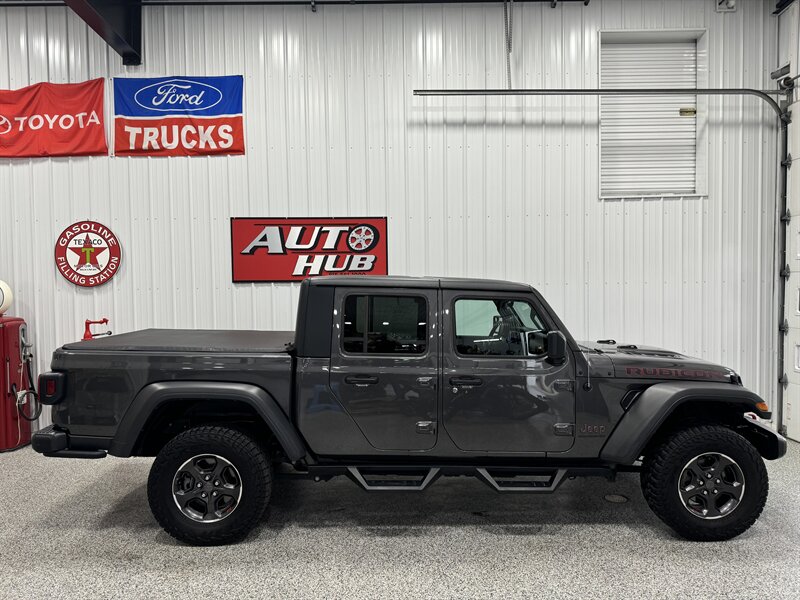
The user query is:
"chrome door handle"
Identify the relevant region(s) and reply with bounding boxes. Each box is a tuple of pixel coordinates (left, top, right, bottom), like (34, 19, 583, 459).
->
(416, 376, 436, 388)
(416, 420, 437, 434)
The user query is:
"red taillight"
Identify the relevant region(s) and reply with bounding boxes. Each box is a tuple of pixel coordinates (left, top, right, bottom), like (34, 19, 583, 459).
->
(38, 372, 64, 405)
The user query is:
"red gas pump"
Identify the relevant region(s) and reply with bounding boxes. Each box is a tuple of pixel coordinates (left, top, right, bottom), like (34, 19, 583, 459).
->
(0, 281, 40, 452)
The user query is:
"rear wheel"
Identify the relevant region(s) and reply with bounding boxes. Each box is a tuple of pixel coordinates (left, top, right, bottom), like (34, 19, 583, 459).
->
(147, 426, 272, 546)
(641, 425, 768, 541)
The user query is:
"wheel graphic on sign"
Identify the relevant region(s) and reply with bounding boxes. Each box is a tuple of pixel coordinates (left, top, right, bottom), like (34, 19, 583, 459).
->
(347, 225, 379, 252)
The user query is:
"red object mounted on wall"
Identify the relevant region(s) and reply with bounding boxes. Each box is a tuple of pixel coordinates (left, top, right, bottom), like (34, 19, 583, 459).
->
(0, 79, 107, 158)
(83, 318, 111, 341)
(230, 217, 389, 283)
(0, 317, 32, 451)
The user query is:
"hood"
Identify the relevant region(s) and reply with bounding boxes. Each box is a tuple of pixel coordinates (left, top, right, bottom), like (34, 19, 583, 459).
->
(578, 341, 737, 383)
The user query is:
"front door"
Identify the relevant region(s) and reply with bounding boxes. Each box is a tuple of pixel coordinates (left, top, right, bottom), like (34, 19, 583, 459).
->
(329, 287, 438, 451)
(441, 291, 575, 454)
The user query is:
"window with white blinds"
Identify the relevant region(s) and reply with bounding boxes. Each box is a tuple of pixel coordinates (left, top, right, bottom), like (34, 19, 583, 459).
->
(600, 41, 698, 197)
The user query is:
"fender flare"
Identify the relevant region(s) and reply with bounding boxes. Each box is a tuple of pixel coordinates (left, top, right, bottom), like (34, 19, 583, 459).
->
(108, 381, 308, 462)
(599, 381, 774, 465)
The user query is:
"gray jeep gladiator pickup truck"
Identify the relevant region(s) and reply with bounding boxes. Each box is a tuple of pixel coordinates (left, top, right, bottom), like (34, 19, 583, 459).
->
(32, 276, 787, 545)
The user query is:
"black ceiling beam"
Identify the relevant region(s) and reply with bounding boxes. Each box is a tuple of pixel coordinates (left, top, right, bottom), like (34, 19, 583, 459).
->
(1, 0, 591, 6)
(140, 1, 588, 4)
(64, 0, 142, 66)
(137, 1, 589, 5)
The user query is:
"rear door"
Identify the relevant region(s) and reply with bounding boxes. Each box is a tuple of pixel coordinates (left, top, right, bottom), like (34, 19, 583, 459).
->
(441, 290, 575, 454)
(329, 287, 438, 451)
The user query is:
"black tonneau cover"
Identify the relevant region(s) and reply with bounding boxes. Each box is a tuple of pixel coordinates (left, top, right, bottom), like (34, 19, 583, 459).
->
(62, 329, 295, 354)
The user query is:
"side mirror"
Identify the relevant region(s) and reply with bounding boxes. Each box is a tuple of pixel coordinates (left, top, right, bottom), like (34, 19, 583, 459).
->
(525, 331, 547, 356)
(546, 331, 568, 365)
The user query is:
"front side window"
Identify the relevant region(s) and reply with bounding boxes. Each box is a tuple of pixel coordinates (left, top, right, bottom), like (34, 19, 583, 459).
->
(454, 298, 545, 357)
(342, 294, 427, 355)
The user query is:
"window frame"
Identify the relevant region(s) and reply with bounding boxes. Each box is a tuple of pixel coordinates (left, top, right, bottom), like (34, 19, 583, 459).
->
(339, 292, 430, 358)
(451, 296, 548, 359)
(598, 29, 709, 200)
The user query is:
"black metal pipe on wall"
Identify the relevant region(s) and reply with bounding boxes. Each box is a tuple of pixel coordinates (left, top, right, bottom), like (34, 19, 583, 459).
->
(414, 86, 790, 431)
(414, 87, 784, 117)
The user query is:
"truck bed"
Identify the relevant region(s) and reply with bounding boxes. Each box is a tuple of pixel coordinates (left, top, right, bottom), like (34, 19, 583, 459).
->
(62, 329, 295, 354)
(53, 329, 296, 438)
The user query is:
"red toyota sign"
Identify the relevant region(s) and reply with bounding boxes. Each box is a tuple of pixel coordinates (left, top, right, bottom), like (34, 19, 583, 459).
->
(54, 221, 122, 288)
(231, 218, 388, 282)
(0, 79, 107, 158)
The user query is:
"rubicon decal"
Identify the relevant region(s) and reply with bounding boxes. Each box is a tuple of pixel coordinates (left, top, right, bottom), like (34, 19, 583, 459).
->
(624, 367, 730, 381)
(55, 221, 122, 288)
(231, 218, 388, 282)
(113, 76, 244, 157)
(0, 79, 107, 158)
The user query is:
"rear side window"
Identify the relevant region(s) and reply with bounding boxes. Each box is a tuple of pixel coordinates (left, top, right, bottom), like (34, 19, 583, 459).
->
(454, 298, 544, 356)
(342, 295, 427, 355)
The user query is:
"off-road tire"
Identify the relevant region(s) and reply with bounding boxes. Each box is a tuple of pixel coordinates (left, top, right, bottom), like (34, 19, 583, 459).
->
(640, 425, 768, 541)
(148, 426, 272, 546)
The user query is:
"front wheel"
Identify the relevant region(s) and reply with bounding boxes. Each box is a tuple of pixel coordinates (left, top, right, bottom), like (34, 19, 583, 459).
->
(641, 425, 768, 541)
(147, 426, 272, 546)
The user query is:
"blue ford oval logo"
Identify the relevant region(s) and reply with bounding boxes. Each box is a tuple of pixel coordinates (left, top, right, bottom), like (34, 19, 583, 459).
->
(133, 79, 223, 112)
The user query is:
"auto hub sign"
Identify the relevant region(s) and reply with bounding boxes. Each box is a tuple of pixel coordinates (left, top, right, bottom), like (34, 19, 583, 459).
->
(0, 79, 107, 158)
(113, 76, 244, 156)
(231, 218, 388, 282)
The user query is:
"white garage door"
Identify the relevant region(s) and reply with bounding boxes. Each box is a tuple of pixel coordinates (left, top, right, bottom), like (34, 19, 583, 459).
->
(600, 41, 698, 197)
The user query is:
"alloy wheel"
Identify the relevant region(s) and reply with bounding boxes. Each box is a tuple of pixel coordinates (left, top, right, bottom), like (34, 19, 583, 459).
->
(677, 452, 745, 520)
(172, 454, 243, 523)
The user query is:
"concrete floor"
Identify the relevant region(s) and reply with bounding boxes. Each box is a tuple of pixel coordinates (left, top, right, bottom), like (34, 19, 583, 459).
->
(0, 443, 798, 599)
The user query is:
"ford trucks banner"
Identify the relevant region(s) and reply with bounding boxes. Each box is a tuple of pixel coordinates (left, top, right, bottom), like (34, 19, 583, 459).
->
(0, 79, 107, 158)
(113, 76, 244, 156)
(231, 218, 388, 282)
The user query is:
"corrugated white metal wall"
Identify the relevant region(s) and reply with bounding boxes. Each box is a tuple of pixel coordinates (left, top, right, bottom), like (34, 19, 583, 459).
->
(0, 0, 779, 429)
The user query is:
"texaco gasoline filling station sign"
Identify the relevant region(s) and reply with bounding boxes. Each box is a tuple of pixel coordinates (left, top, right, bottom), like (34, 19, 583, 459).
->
(55, 221, 122, 288)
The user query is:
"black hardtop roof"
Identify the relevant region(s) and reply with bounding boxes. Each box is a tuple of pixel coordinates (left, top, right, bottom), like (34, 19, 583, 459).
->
(305, 275, 532, 293)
